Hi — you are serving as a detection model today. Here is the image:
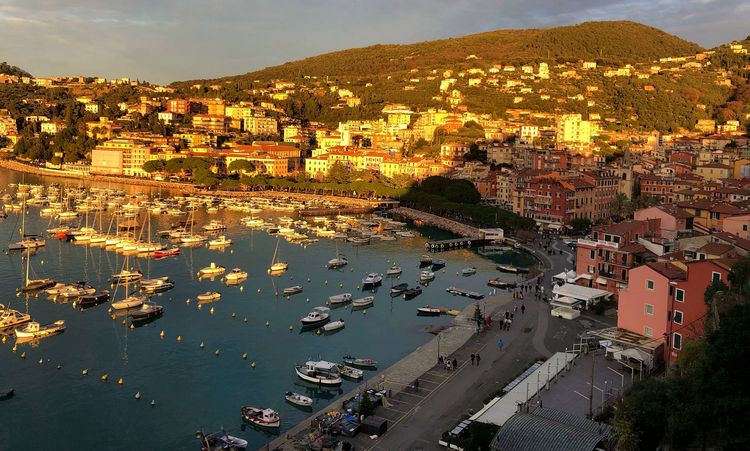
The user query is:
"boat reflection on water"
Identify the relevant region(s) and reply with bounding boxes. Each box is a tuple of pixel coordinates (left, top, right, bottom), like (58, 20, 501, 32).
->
(292, 380, 345, 400)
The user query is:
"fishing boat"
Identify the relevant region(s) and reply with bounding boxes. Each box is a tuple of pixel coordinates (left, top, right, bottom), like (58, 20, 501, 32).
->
(417, 306, 443, 316)
(328, 293, 352, 306)
(403, 286, 422, 299)
(294, 360, 342, 386)
(15, 320, 66, 339)
(342, 355, 378, 370)
(420, 270, 435, 282)
(196, 291, 221, 303)
(299, 306, 330, 329)
(361, 273, 383, 288)
(130, 302, 164, 323)
(153, 247, 180, 259)
(77, 291, 110, 309)
(240, 406, 280, 429)
(431, 259, 446, 269)
(487, 278, 516, 289)
(283, 286, 303, 296)
(225, 268, 248, 282)
(199, 262, 225, 277)
(390, 283, 409, 296)
(322, 319, 345, 332)
(419, 254, 433, 266)
(497, 264, 529, 274)
(461, 267, 477, 276)
(0, 307, 31, 329)
(351, 296, 374, 310)
(196, 430, 248, 451)
(207, 235, 232, 247)
(268, 238, 288, 273)
(386, 265, 402, 276)
(337, 364, 363, 380)
(284, 392, 313, 408)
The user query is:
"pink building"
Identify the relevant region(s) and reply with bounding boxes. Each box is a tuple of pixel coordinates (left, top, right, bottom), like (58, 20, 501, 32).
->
(618, 259, 733, 364)
(720, 214, 750, 239)
(633, 205, 693, 241)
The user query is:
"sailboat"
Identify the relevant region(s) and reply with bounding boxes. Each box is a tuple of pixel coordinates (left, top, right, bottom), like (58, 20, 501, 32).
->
(137, 210, 165, 253)
(19, 247, 55, 292)
(111, 254, 145, 310)
(181, 202, 206, 244)
(8, 196, 45, 251)
(268, 237, 288, 274)
(327, 241, 348, 269)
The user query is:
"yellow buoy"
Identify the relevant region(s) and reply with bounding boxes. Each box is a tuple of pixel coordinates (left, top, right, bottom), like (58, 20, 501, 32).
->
(101, 374, 108, 381)
(231, 313, 236, 318)
(2, 336, 6, 344)
(316, 329, 321, 335)
(177, 335, 182, 342)
(118, 378, 123, 385)
(130, 324, 135, 330)
(209, 307, 215, 315)
(38, 358, 43, 364)
(239, 286, 244, 292)
(159, 330, 165, 338)
(251, 361, 256, 368)
(186, 299, 191, 304)
(198, 303, 203, 310)
(242, 353, 247, 360)
(243, 317, 248, 323)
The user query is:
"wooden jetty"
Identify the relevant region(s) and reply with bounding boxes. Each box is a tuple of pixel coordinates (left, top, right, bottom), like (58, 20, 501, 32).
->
(445, 286, 485, 300)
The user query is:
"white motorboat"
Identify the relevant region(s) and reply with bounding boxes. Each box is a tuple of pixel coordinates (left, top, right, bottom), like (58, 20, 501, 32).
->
(111, 269, 143, 283)
(352, 296, 374, 310)
(181, 234, 207, 244)
(207, 236, 232, 247)
(225, 268, 248, 282)
(283, 286, 303, 296)
(328, 293, 352, 305)
(420, 270, 435, 282)
(241, 406, 280, 429)
(300, 306, 330, 328)
(462, 267, 477, 276)
(294, 360, 342, 386)
(386, 265, 402, 276)
(202, 221, 227, 232)
(0, 307, 31, 330)
(322, 319, 345, 332)
(15, 320, 65, 339)
(284, 391, 313, 408)
(361, 273, 383, 287)
(197, 291, 221, 303)
(199, 262, 225, 276)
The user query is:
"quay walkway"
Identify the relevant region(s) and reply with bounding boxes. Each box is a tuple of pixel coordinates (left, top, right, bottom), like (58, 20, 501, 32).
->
(390, 207, 482, 238)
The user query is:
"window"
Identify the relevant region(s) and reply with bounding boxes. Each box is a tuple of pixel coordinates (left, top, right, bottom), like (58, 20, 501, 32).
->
(712, 272, 721, 283)
(590, 249, 595, 259)
(743, 224, 748, 232)
(646, 280, 654, 290)
(645, 326, 653, 337)
(674, 310, 683, 325)
(676, 288, 685, 302)
(588, 265, 595, 273)
(645, 304, 654, 315)
(673, 333, 682, 350)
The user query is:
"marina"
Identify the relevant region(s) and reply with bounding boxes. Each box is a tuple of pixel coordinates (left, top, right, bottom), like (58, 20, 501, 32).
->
(0, 168, 536, 450)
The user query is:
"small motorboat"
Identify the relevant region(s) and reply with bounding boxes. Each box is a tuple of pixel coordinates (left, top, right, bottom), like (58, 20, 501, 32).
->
(77, 290, 110, 309)
(58, 284, 96, 299)
(431, 259, 446, 269)
(111, 269, 143, 284)
(461, 267, 477, 276)
(419, 254, 433, 266)
(417, 306, 443, 316)
(361, 273, 383, 287)
(0, 308, 31, 329)
(181, 234, 207, 244)
(130, 302, 164, 323)
(327, 256, 348, 269)
(202, 221, 227, 232)
(328, 293, 352, 306)
(342, 355, 378, 370)
(300, 307, 330, 329)
(283, 286, 303, 296)
(225, 268, 248, 282)
(196, 430, 248, 451)
(323, 319, 345, 333)
(141, 279, 174, 294)
(8, 236, 46, 251)
(241, 406, 280, 429)
(386, 265, 402, 276)
(403, 286, 422, 299)
(0, 388, 13, 401)
(197, 291, 221, 303)
(207, 235, 232, 247)
(487, 278, 516, 289)
(390, 283, 409, 296)
(199, 262, 225, 277)
(419, 270, 435, 282)
(351, 296, 374, 310)
(294, 360, 342, 385)
(284, 391, 313, 408)
(497, 264, 529, 274)
(337, 364, 364, 380)
(15, 320, 66, 339)
(153, 247, 180, 259)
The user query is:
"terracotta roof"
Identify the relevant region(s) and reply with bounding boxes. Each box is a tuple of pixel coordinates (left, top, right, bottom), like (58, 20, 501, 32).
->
(596, 220, 649, 237)
(713, 231, 750, 251)
(646, 261, 687, 280)
(697, 242, 735, 256)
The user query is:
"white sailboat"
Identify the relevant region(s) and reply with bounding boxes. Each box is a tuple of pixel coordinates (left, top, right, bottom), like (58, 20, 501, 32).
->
(111, 254, 145, 310)
(268, 237, 288, 273)
(327, 241, 348, 269)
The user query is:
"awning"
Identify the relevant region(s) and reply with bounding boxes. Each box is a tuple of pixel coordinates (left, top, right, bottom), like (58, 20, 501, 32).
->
(578, 273, 593, 280)
(595, 277, 607, 285)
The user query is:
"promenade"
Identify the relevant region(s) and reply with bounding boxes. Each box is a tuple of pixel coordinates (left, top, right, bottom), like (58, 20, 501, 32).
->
(390, 207, 482, 238)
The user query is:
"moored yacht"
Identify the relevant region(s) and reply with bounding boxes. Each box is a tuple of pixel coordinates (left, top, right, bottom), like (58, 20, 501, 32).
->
(294, 360, 342, 386)
(299, 306, 330, 329)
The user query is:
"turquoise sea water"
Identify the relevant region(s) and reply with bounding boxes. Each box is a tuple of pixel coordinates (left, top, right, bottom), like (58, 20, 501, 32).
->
(0, 169, 534, 450)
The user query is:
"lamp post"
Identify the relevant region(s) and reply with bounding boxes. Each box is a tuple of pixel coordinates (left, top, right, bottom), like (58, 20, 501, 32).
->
(436, 334, 441, 363)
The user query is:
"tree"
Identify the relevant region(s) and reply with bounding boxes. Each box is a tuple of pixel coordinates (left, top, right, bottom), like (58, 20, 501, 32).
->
(228, 159, 255, 174)
(358, 391, 374, 417)
(473, 303, 485, 332)
(327, 161, 352, 184)
(570, 218, 592, 235)
(165, 157, 186, 175)
(143, 159, 166, 174)
(443, 179, 481, 204)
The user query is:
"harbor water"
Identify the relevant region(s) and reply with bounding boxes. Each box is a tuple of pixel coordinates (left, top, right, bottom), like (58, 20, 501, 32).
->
(0, 168, 535, 450)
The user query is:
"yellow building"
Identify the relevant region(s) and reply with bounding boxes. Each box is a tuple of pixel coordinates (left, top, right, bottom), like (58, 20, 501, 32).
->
(245, 116, 278, 135)
(696, 163, 732, 181)
(86, 117, 120, 139)
(556, 114, 593, 145)
(193, 114, 229, 133)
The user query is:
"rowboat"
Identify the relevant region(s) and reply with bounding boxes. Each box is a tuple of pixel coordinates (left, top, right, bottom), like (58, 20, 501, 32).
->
(283, 286, 303, 296)
(197, 291, 221, 303)
(461, 267, 477, 276)
(284, 391, 313, 408)
(417, 306, 443, 316)
(322, 319, 345, 333)
(328, 293, 352, 306)
(351, 296, 374, 310)
(342, 355, 378, 370)
(196, 430, 247, 451)
(337, 364, 363, 380)
(403, 286, 422, 299)
(390, 283, 409, 296)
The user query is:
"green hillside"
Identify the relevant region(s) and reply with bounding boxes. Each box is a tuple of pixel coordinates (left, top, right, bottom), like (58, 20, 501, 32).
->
(0, 62, 31, 78)
(179, 21, 702, 84)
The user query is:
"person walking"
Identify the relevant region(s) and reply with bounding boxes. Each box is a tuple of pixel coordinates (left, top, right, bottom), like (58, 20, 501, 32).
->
(521, 304, 526, 314)
(470, 353, 475, 365)
(452, 358, 458, 370)
(476, 353, 481, 365)
(513, 305, 518, 314)
(446, 360, 452, 371)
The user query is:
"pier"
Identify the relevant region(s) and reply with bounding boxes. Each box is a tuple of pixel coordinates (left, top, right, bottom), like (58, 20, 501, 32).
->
(390, 207, 482, 238)
(298, 206, 375, 217)
(446, 286, 485, 300)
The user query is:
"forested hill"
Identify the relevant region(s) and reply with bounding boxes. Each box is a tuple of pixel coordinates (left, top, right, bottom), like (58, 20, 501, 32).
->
(0, 62, 31, 78)
(177, 21, 703, 84)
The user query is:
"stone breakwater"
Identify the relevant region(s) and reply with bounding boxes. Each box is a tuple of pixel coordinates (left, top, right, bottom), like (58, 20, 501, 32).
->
(0, 158, 373, 208)
(390, 207, 482, 238)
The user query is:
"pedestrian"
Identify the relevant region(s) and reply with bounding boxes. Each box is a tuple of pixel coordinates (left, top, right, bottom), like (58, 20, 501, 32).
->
(497, 339, 504, 351)
(476, 353, 481, 365)
(507, 319, 513, 330)
(452, 358, 458, 370)
(446, 360, 452, 371)
(513, 305, 518, 314)
(521, 305, 526, 314)
(470, 353, 475, 365)
(505, 311, 510, 319)
(510, 313, 514, 320)
(438, 355, 443, 365)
